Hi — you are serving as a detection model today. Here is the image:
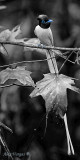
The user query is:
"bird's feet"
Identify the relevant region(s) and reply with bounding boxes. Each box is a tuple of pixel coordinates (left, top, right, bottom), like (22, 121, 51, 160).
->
(38, 43, 45, 49)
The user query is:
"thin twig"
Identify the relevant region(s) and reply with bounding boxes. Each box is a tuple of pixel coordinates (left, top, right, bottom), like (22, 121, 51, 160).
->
(0, 135, 13, 160)
(75, 50, 80, 64)
(1, 43, 8, 56)
(0, 122, 13, 133)
(59, 51, 74, 73)
(0, 54, 75, 69)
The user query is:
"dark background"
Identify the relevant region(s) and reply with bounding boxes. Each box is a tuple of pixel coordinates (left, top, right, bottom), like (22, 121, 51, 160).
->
(0, 0, 80, 160)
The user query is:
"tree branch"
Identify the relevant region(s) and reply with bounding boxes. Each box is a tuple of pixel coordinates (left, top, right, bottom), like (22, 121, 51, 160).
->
(0, 40, 80, 51)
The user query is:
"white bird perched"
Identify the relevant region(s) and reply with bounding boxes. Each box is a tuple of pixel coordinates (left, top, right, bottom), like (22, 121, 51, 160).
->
(34, 14, 58, 74)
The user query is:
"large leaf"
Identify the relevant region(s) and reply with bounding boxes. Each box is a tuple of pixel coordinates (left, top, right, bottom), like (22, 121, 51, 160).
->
(0, 66, 35, 87)
(30, 73, 80, 117)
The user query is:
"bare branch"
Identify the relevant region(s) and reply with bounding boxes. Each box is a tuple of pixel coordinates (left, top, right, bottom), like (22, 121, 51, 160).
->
(0, 40, 80, 51)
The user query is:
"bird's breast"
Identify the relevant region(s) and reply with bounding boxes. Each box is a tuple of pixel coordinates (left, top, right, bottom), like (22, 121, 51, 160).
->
(34, 25, 53, 46)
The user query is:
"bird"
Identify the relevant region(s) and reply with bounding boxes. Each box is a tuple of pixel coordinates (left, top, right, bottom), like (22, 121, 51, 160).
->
(34, 15, 59, 133)
(34, 14, 53, 46)
(34, 14, 58, 73)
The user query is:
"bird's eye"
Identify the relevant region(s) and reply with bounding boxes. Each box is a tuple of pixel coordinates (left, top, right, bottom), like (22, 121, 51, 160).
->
(41, 20, 45, 24)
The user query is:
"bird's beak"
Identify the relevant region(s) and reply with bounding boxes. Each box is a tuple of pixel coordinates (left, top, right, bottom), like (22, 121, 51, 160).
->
(46, 19, 53, 23)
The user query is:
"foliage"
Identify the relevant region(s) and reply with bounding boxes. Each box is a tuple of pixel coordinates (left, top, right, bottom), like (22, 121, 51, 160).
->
(0, 66, 35, 86)
(30, 73, 80, 117)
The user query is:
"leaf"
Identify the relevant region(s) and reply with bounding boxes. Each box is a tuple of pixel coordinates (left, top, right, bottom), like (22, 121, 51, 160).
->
(54, 49, 67, 58)
(75, 51, 80, 64)
(0, 66, 35, 87)
(0, 25, 22, 42)
(0, 25, 24, 55)
(10, 25, 22, 41)
(23, 38, 40, 45)
(30, 73, 80, 117)
(0, 29, 11, 41)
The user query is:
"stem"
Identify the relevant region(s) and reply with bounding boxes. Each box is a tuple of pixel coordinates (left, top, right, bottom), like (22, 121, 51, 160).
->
(63, 114, 74, 155)
(59, 51, 74, 73)
(0, 135, 13, 160)
(44, 113, 48, 136)
(0, 122, 13, 133)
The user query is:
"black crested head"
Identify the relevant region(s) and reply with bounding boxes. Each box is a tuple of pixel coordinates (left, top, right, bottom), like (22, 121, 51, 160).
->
(37, 15, 49, 21)
(37, 14, 53, 29)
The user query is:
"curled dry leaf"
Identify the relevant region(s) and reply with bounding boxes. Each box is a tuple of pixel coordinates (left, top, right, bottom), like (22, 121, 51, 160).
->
(0, 66, 35, 87)
(30, 73, 80, 117)
(10, 25, 22, 42)
(0, 25, 22, 42)
(0, 25, 24, 55)
(53, 49, 67, 58)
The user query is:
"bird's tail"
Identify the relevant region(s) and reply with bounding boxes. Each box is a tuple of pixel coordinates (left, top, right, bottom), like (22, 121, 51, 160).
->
(46, 49, 58, 74)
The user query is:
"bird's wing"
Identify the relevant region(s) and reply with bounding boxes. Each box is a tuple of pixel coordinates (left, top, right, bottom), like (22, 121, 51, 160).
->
(48, 28, 53, 46)
(34, 28, 37, 36)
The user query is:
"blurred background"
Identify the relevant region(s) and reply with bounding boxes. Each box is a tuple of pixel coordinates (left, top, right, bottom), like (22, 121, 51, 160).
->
(0, 0, 80, 160)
